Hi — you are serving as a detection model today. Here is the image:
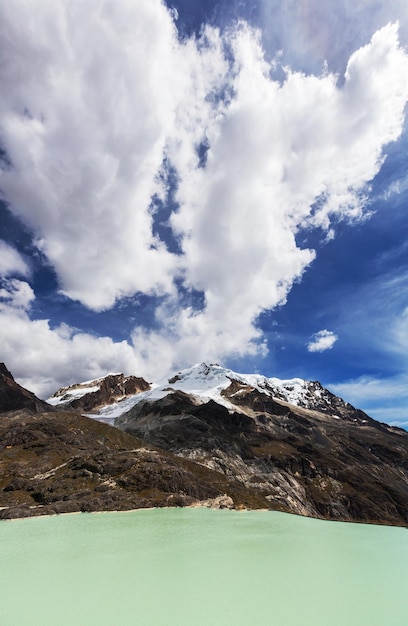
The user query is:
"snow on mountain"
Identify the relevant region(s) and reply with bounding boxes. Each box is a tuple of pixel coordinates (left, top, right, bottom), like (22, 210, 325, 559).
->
(47, 384, 101, 406)
(47, 373, 150, 412)
(97, 362, 342, 420)
(47, 362, 352, 423)
(164, 363, 310, 406)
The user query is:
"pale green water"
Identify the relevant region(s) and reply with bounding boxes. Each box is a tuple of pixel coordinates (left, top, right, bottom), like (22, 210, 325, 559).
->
(0, 509, 407, 626)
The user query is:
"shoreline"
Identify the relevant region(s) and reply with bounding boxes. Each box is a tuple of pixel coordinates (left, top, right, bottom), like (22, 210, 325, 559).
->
(0, 494, 246, 523)
(1, 503, 405, 529)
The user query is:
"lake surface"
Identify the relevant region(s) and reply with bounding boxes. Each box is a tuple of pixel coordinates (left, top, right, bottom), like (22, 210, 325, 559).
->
(0, 508, 407, 625)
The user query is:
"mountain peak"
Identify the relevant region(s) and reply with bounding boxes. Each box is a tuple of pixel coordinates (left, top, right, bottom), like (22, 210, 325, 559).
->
(48, 372, 150, 412)
(0, 363, 14, 381)
(164, 362, 310, 410)
(92, 362, 357, 424)
(0, 364, 53, 414)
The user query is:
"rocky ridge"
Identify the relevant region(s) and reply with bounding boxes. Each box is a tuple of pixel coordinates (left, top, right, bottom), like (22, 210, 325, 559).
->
(0, 363, 54, 415)
(47, 373, 150, 413)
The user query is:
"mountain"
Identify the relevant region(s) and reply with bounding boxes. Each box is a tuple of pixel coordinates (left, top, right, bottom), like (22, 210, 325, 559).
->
(97, 362, 375, 420)
(2, 363, 408, 525)
(0, 364, 274, 520)
(112, 363, 408, 526)
(47, 373, 150, 413)
(0, 363, 54, 414)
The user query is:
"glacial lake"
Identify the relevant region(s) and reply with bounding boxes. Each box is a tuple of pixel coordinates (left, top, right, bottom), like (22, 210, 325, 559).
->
(1, 508, 407, 626)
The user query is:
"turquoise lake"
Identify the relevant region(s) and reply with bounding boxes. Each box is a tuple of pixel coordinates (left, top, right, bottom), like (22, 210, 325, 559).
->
(1, 508, 407, 625)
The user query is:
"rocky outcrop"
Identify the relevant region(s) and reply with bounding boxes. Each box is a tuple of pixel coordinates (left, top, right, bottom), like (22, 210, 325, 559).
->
(48, 373, 151, 412)
(117, 382, 408, 527)
(0, 363, 54, 414)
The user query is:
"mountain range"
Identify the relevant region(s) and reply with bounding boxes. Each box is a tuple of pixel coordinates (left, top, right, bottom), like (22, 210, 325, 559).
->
(1, 362, 407, 525)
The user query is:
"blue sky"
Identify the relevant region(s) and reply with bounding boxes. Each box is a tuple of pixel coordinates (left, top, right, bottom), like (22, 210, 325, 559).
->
(0, 0, 408, 429)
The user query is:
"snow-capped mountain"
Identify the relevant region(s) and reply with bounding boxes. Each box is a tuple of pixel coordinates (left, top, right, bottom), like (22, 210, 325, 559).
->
(111, 361, 407, 525)
(2, 362, 408, 526)
(92, 362, 360, 423)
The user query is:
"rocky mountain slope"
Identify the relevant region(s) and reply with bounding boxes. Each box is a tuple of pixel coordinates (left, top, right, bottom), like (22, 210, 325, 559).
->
(2, 363, 408, 525)
(0, 409, 269, 520)
(114, 363, 408, 526)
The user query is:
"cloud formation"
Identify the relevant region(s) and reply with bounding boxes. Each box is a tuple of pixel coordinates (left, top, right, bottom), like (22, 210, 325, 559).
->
(0, 0, 183, 309)
(259, 0, 408, 74)
(0, 302, 148, 397)
(0, 1, 408, 389)
(0, 240, 29, 277)
(137, 21, 408, 371)
(329, 373, 408, 428)
(307, 330, 338, 353)
(0, 279, 35, 312)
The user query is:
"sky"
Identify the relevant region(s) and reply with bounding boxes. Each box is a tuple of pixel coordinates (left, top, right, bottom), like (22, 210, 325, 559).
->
(1, 0, 408, 429)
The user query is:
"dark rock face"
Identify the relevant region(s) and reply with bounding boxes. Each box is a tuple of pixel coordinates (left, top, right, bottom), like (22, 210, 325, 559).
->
(0, 410, 269, 519)
(0, 364, 13, 378)
(0, 363, 54, 414)
(49, 373, 151, 412)
(117, 383, 408, 527)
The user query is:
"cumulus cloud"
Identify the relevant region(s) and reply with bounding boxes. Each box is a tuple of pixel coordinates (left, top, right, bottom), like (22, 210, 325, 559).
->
(0, 240, 29, 277)
(0, 0, 185, 310)
(0, 2, 408, 388)
(307, 330, 338, 352)
(0, 307, 153, 398)
(0, 279, 35, 312)
(139, 21, 408, 372)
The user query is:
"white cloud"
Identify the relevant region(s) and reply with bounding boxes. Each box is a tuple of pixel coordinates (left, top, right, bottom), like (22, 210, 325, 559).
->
(0, 4, 407, 390)
(0, 240, 29, 277)
(307, 330, 338, 353)
(162, 22, 408, 372)
(0, 275, 152, 398)
(331, 374, 408, 403)
(0, 0, 185, 310)
(0, 278, 35, 312)
(259, 0, 408, 75)
(0, 307, 153, 398)
(382, 177, 408, 200)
